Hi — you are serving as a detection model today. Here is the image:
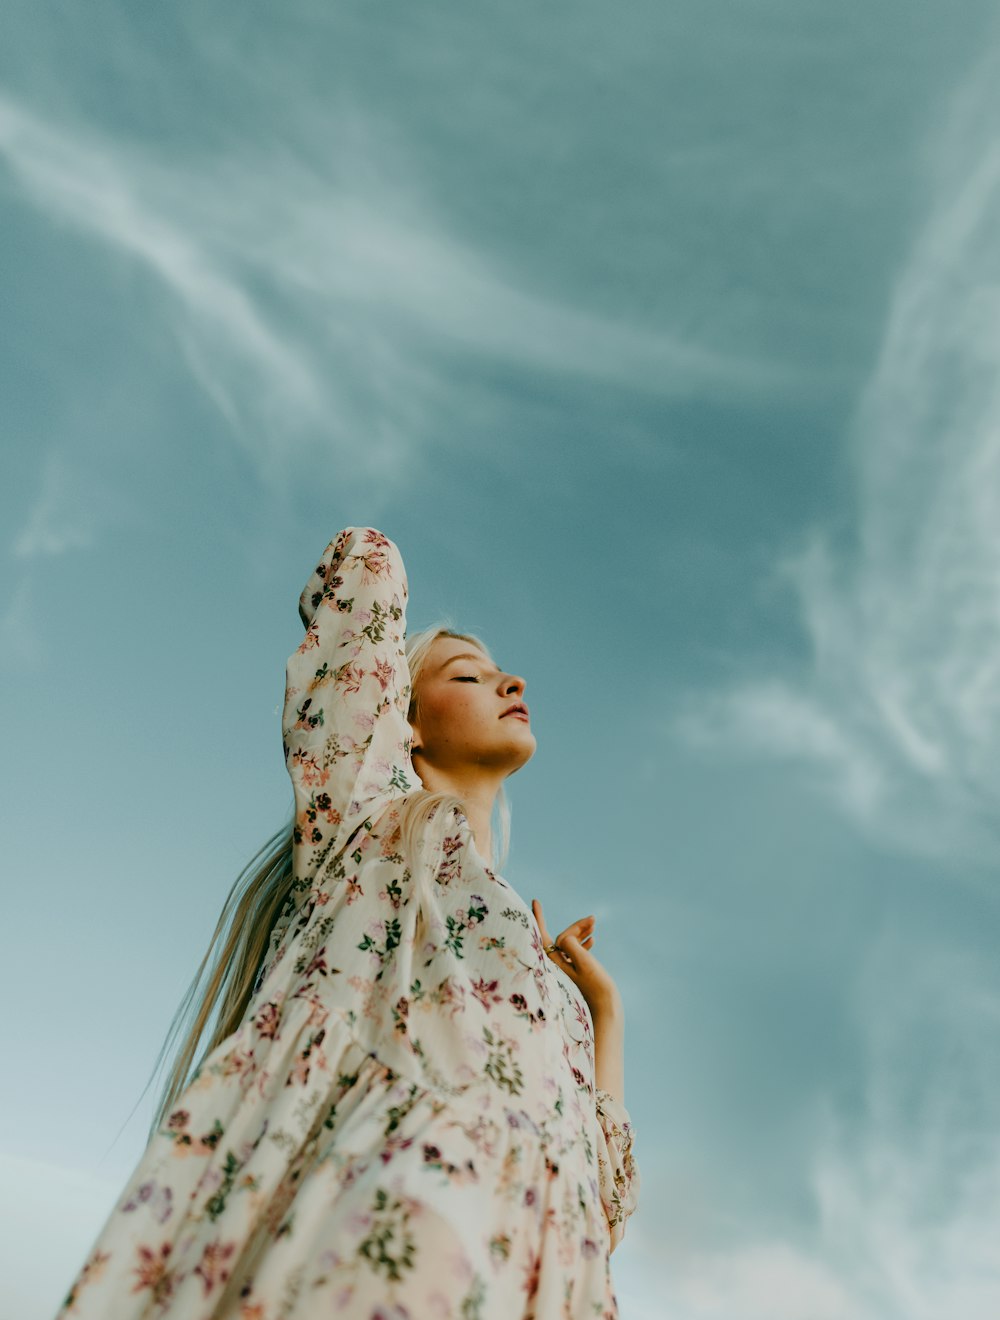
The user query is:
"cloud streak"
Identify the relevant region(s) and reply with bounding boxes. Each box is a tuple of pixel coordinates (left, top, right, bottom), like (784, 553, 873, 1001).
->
(617, 938, 1000, 1319)
(0, 90, 797, 498)
(673, 44, 1000, 863)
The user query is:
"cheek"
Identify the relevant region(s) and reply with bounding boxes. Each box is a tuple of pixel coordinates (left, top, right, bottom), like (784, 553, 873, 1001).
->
(421, 690, 479, 744)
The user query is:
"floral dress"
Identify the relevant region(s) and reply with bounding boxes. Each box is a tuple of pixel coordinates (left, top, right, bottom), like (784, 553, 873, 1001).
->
(57, 526, 640, 1320)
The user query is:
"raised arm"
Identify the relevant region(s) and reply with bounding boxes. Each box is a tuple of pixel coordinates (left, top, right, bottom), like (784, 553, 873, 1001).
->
(282, 527, 415, 892)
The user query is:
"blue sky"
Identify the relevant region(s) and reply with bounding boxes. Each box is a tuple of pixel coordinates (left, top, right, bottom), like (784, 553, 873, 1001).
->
(3, 3, 1000, 1317)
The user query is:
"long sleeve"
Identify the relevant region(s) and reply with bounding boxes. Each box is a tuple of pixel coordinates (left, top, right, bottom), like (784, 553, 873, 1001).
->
(593, 1088, 640, 1250)
(282, 526, 415, 898)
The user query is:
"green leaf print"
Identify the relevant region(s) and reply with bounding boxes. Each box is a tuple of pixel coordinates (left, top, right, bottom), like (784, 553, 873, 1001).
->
(204, 1149, 243, 1221)
(357, 598, 400, 645)
(482, 1027, 524, 1096)
(444, 914, 465, 958)
(357, 1187, 416, 1283)
(357, 918, 402, 977)
(460, 1274, 486, 1319)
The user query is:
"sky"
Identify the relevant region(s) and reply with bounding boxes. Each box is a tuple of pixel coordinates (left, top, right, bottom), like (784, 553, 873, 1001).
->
(2, 2, 1000, 1317)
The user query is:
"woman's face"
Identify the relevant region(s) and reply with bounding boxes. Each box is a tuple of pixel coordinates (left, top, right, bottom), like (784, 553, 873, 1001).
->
(409, 635, 536, 776)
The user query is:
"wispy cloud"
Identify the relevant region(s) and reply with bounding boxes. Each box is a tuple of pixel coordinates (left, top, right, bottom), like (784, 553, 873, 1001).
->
(0, 89, 800, 496)
(812, 938, 1000, 1320)
(2, 445, 141, 663)
(616, 939, 1000, 1319)
(673, 45, 1000, 863)
(12, 447, 105, 559)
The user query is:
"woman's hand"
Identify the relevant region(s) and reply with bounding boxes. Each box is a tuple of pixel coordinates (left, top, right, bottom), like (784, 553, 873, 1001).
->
(531, 898, 624, 1021)
(533, 898, 626, 1105)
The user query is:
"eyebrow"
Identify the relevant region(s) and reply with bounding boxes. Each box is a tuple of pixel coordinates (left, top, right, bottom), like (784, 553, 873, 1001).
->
(437, 652, 500, 674)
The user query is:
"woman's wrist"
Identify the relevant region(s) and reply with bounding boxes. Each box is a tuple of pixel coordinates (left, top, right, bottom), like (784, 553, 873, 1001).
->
(588, 988, 624, 1025)
(592, 1003, 625, 1104)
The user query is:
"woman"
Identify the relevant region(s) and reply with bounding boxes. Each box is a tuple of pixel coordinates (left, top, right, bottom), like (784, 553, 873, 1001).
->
(58, 525, 640, 1319)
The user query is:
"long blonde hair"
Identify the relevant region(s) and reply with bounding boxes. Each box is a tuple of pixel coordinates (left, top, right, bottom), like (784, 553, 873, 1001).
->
(139, 625, 510, 1144)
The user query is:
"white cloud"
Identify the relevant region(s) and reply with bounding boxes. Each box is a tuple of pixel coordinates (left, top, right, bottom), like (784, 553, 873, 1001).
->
(613, 940, 1000, 1320)
(12, 447, 103, 559)
(2, 445, 144, 663)
(673, 45, 1000, 863)
(0, 90, 797, 498)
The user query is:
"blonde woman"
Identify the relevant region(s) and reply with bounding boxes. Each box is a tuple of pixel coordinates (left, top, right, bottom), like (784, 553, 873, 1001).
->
(58, 525, 640, 1319)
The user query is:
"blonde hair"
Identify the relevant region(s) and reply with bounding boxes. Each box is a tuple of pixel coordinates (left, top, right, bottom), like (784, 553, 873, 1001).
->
(138, 625, 510, 1144)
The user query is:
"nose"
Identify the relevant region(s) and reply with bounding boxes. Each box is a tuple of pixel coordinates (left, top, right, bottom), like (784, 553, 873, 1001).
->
(501, 672, 526, 697)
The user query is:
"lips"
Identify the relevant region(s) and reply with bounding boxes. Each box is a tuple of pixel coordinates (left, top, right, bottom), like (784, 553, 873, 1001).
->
(501, 703, 529, 720)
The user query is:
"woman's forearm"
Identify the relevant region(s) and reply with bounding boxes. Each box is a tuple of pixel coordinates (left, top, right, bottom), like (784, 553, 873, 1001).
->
(592, 1004, 625, 1105)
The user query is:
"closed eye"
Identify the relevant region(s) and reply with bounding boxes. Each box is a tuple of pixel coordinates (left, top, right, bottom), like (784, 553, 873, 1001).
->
(453, 676, 480, 682)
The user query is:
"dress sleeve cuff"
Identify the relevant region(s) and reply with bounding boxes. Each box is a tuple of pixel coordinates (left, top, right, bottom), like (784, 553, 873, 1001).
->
(593, 1088, 640, 1250)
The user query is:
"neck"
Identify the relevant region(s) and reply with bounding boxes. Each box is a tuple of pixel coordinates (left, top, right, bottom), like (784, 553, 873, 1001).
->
(411, 760, 503, 863)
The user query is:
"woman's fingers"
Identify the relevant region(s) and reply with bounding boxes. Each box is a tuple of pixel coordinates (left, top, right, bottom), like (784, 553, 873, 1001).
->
(532, 906, 622, 1020)
(558, 916, 595, 946)
(531, 899, 553, 948)
(533, 900, 597, 961)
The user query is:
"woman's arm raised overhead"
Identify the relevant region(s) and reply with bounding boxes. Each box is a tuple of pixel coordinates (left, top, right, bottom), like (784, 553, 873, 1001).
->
(282, 526, 415, 893)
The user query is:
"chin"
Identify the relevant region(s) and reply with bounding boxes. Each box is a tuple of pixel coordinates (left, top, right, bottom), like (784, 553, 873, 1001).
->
(507, 735, 537, 771)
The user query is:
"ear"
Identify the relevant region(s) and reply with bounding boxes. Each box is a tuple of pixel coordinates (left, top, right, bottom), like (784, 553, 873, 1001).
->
(408, 717, 422, 756)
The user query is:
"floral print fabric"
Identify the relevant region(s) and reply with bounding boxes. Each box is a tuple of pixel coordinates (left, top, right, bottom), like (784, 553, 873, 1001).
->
(57, 526, 639, 1320)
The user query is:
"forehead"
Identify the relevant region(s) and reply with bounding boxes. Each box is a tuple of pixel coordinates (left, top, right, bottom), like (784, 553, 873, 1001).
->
(429, 637, 494, 671)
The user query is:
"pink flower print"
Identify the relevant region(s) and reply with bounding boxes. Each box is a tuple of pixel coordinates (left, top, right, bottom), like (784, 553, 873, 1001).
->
(334, 661, 364, 694)
(253, 1002, 280, 1039)
(356, 548, 389, 584)
(64, 1248, 111, 1311)
(121, 1180, 174, 1225)
(303, 951, 329, 978)
(521, 1250, 541, 1301)
(194, 1238, 236, 1297)
(471, 977, 502, 1011)
(296, 622, 321, 656)
(373, 655, 394, 691)
(219, 1049, 255, 1085)
(294, 750, 327, 788)
(381, 823, 403, 856)
(131, 1241, 176, 1303)
(346, 876, 363, 904)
